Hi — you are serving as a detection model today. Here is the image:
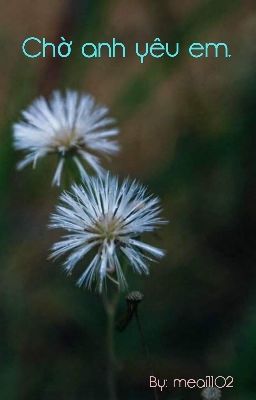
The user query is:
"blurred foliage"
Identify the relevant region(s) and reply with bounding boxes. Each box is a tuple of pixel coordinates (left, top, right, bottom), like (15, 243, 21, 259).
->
(0, 0, 256, 399)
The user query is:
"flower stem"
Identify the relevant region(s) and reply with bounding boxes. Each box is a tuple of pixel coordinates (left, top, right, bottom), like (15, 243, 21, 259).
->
(107, 305, 117, 400)
(103, 290, 119, 400)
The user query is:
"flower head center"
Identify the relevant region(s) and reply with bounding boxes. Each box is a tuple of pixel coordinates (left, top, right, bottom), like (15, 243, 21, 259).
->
(53, 129, 81, 153)
(95, 215, 121, 241)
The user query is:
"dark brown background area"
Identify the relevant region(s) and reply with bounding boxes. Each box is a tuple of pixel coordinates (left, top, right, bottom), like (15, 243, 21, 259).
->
(0, 1, 256, 399)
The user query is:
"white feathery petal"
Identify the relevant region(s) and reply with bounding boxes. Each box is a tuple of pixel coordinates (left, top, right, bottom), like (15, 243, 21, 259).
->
(120, 246, 149, 274)
(17, 153, 36, 170)
(50, 234, 98, 259)
(128, 239, 166, 258)
(73, 156, 89, 181)
(49, 174, 167, 292)
(110, 253, 128, 290)
(13, 90, 120, 185)
(99, 245, 108, 292)
(52, 158, 65, 187)
(64, 241, 99, 273)
(78, 151, 105, 177)
(77, 254, 101, 288)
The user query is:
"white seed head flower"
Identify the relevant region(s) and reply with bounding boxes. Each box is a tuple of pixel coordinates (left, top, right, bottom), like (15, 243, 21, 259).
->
(201, 387, 222, 400)
(49, 174, 166, 292)
(13, 90, 120, 186)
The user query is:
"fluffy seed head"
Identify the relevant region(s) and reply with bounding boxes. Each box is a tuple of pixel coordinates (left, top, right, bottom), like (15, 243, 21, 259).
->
(13, 90, 120, 186)
(49, 174, 166, 292)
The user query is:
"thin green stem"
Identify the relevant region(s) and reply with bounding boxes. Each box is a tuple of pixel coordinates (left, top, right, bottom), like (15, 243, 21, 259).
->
(107, 305, 117, 400)
(103, 289, 120, 400)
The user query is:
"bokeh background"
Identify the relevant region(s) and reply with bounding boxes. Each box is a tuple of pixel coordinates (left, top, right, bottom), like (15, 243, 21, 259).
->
(0, 1, 256, 399)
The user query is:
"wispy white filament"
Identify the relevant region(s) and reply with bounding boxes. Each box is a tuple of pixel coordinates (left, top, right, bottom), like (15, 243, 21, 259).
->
(13, 90, 120, 186)
(49, 174, 166, 292)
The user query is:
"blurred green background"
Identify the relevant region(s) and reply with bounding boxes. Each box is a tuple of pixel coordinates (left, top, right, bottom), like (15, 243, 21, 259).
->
(0, 0, 256, 399)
